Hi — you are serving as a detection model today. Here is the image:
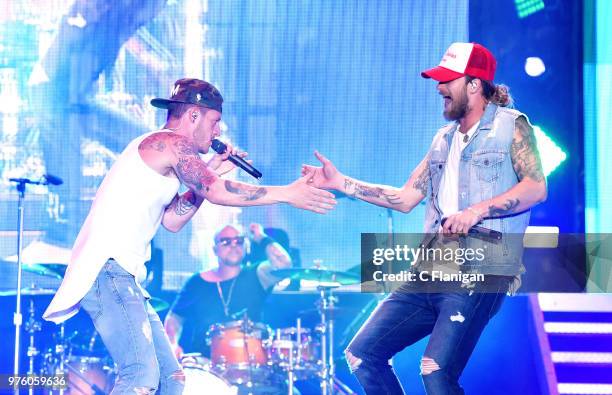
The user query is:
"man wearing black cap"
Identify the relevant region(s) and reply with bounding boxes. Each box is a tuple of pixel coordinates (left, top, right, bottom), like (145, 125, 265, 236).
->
(302, 43, 547, 394)
(43, 78, 336, 394)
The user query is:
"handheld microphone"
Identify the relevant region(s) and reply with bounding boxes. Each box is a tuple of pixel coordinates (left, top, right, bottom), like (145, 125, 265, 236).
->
(440, 218, 502, 241)
(211, 139, 262, 179)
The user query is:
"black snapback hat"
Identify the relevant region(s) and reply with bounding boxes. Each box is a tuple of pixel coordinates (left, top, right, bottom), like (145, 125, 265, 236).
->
(151, 78, 223, 113)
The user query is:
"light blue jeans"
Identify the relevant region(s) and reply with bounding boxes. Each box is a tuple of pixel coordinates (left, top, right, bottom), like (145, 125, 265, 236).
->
(80, 259, 184, 394)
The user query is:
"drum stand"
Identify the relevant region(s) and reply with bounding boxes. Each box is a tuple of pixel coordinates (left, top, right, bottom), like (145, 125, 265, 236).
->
(314, 285, 357, 395)
(25, 300, 41, 395)
(316, 284, 338, 395)
(286, 340, 295, 395)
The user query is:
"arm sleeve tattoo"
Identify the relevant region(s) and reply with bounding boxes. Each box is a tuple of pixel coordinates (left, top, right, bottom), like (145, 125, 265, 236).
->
(511, 116, 545, 182)
(176, 157, 217, 192)
(172, 137, 217, 193)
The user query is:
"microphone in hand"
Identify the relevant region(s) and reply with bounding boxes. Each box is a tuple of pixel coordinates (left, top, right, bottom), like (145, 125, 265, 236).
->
(440, 218, 502, 241)
(211, 139, 262, 179)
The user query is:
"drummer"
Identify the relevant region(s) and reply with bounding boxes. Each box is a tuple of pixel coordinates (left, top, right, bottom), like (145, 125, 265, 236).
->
(164, 223, 291, 358)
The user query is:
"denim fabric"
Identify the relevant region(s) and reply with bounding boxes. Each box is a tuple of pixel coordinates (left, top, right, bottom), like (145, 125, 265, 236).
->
(422, 103, 531, 276)
(80, 259, 184, 394)
(346, 277, 509, 395)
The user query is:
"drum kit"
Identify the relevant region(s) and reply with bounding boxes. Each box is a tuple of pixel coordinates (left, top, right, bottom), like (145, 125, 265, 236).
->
(176, 267, 360, 395)
(4, 262, 361, 394)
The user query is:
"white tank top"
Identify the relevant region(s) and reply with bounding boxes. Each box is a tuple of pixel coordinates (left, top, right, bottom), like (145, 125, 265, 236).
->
(437, 121, 480, 219)
(44, 131, 180, 323)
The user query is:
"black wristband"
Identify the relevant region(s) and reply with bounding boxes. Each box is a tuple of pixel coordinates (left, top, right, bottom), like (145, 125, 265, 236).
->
(259, 236, 275, 249)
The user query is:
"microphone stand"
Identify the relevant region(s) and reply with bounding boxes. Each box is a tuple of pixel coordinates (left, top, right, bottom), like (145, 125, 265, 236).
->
(9, 176, 61, 390)
(12, 178, 28, 387)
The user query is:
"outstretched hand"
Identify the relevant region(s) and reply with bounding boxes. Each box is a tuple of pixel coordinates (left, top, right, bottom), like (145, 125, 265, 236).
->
(285, 173, 337, 214)
(301, 151, 343, 191)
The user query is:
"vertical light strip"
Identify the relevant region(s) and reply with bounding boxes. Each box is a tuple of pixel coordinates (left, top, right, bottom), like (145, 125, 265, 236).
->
(585, 0, 612, 234)
(595, 0, 612, 233)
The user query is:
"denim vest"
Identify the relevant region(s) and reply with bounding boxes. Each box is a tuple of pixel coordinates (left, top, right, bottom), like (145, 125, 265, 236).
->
(422, 103, 531, 276)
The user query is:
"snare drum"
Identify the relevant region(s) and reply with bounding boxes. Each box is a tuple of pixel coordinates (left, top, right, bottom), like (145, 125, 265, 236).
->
(207, 320, 272, 382)
(181, 355, 237, 395)
(267, 327, 319, 379)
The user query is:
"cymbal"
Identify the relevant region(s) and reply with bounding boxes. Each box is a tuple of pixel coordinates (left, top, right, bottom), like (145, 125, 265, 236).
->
(23, 263, 67, 279)
(149, 297, 169, 312)
(0, 286, 56, 297)
(271, 268, 360, 285)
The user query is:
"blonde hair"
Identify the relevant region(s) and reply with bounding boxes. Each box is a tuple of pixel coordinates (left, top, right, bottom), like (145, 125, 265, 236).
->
(467, 76, 514, 108)
(490, 84, 513, 107)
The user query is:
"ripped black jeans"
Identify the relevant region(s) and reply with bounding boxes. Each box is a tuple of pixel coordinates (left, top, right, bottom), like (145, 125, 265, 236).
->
(345, 276, 510, 395)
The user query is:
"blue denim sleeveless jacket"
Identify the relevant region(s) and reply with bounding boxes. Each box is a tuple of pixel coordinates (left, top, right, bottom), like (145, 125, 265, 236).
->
(422, 103, 531, 276)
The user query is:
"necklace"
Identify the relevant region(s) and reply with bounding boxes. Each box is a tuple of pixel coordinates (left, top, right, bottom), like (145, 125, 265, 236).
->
(216, 277, 237, 317)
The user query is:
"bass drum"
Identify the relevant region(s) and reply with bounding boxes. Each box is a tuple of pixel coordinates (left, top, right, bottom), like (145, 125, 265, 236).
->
(207, 320, 271, 383)
(181, 355, 237, 395)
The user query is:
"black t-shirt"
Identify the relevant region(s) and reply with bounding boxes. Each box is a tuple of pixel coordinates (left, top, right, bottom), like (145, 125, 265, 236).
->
(170, 263, 270, 356)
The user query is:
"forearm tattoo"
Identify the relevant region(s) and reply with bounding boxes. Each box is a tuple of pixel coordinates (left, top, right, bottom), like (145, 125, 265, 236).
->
(224, 180, 267, 201)
(487, 198, 520, 217)
(344, 178, 401, 205)
(170, 192, 197, 216)
(412, 164, 430, 196)
(511, 116, 545, 182)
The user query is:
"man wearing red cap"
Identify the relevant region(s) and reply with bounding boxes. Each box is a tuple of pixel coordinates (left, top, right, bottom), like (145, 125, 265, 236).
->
(303, 42, 547, 394)
(43, 78, 336, 394)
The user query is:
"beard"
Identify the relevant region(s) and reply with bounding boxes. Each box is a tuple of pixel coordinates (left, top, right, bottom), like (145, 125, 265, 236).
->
(443, 87, 469, 121)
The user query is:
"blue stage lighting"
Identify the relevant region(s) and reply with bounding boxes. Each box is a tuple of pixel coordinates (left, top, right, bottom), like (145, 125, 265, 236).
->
(534, 125, 567, 177)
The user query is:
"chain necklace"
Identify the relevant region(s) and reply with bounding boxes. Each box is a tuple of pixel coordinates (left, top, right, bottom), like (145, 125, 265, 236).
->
(216, 277, 238, 317)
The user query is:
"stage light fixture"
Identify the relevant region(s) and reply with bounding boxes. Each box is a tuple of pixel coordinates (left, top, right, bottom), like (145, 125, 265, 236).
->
(514, 0, 545, 18)
(525, 57, 546, 77)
